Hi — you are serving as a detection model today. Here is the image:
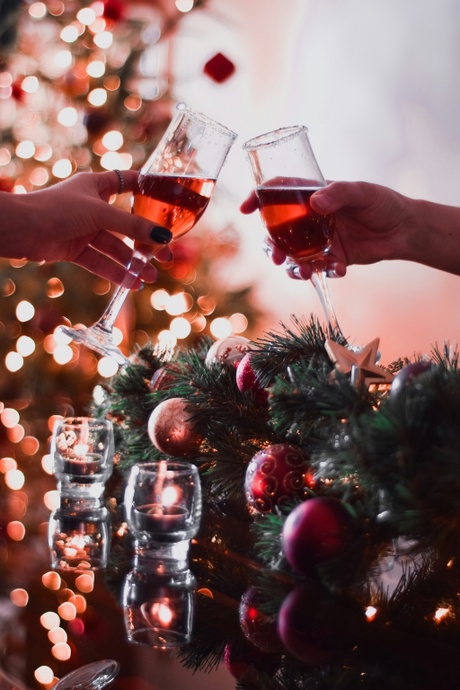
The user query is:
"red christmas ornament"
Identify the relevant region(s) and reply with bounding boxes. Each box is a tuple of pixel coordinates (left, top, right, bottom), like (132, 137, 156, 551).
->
(223, 639, 276, 681)
(277, 582, 364, 666)
(238, 587, 282, 653)
(203, 52, 236, 83)
(103, 0, 125, 22)
(205, 336, 251, 368)
(244, 444, 314, 514)
(149, 364, 181, 392)
(282, 497, 351, 575)
(147, 398, 202, 457)
(390, 359, 434, 398)
(236, 353, 268, 403)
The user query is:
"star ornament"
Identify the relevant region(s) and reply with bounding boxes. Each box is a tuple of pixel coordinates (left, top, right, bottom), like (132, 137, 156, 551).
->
(325, 338, 394, 389)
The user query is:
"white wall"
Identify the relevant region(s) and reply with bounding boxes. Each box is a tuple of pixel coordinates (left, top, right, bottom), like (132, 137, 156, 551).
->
(171, 0, 460, 364)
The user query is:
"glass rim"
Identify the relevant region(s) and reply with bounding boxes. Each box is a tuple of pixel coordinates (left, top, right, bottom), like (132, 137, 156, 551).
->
(243, 125, 308, 150)
(175, 103, 238, 141)
(55, 416, 112, 429)
(131, 460, 198, 474)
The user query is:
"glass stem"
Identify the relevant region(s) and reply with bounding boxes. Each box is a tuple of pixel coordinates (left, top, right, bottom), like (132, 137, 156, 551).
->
(310, 267, 348, 346)
(93, 249, 151, 333)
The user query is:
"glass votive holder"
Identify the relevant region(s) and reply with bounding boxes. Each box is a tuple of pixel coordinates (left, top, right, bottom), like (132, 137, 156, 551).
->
(122, 555, 196, 648)
(124, 461, 202, 555)
(48, 501, 111, 571)
(51, 417, 114, 498)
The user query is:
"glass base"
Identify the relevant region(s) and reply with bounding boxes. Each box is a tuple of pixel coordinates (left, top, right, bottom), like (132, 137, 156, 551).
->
(59, 323, 129, 366)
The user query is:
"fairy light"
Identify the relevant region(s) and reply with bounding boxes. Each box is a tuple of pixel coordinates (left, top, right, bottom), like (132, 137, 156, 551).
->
(48, 627, 67, 644)
(97, 356, 119, 378)
(8, 425, 25, 443)
(51, 343, 74, 364)
(2, 408, 20, 427)
(41, 453, 54, 475)
(52, 642, 72, 661)
(16, 140, 35, 159)
(57, 600, 77, 621)
(100, 151, 132, 170)
(29, 2, 47, 18)
(60, 24, 80, 43)
(157, 330, 177, 351)
(40, 611, 60, 630)
(16, 300, 35, 322)
(0, 458, 17, 472)
(17, 335, 35, 357)
(5, 469, 25, 490)
(86, 59, 106, 78)
(29, 167, 50, 186)
(6, 521, 26, 541)
(44, 489, 60, 511)
(93, 31, 113, 49)
(365, 605, 377, 622)
(165, 292, 192, 315)
(42, 571, 61, 590)
(229, 312, 249, 334)
(176, 0, 194, 12)
(77, 7, 97, 25)
(75, 572, 95, 593)
(5, 352, 23, 372)
(57, 107, 78, 127)
(21, 76, 39, 93)
(52, 158, 73, 178)
(34, 666, 54, 685)
(21, 436, 40, 456)
(151, 289, 169, 310)
(170, 317, 191, 339)
(35, 144, 53, 162)
(0, 148, 11, 165)
(434, 606, 451, 622)
(87, 87, 107, 107)
(10, 588, 29, 607)
(102, 130, 123, 151)
(210, 317, 232, 339)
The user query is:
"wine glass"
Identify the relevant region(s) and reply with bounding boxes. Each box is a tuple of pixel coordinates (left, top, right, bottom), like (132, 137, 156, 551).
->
(60, 106, 238, 365)
(243, 125, 348, 346)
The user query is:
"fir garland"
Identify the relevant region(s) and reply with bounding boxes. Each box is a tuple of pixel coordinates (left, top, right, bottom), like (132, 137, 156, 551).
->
(93, 316, 460, 690)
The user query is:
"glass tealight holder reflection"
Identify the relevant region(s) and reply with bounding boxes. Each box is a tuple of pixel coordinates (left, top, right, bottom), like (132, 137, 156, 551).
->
(48, 500, 111, 571)
(51, 417, 114, 500)
(122, 554, 196, 648)
(124, 461, 202, 561)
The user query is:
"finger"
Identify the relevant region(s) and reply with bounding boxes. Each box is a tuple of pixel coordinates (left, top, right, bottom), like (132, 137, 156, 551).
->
(74, 245, 158, 286)
(240, 190, 260, 214)
(326, 261, 347, 278)
(94, 169, 141, 201)
(94, 200, 173, 248)
(310, 181, 379, 214)
(263, 239, 286, 266)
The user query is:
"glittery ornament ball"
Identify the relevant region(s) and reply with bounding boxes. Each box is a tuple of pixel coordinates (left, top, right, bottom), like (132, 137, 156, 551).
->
(205, 336, 251, 368)
(147, 398, 202, 457)
(244, 444, 313, 513)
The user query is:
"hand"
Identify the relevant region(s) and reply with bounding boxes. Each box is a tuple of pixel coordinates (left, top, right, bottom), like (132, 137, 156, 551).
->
(240, 181, 412, 280)
(0, 171, 173, 286)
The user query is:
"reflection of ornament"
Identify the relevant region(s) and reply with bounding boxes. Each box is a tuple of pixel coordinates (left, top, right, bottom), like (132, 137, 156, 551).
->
(235, 353, 268, 403)
(205, 336, 250, 367)
(282, 497, 351, 574)
(278, 583, 364, 666)
(390, 359, 434, 398)
(203, 52, 236, 83)
(147, 398, 202, 456)
(244, 444, 313, 514)
(239, 587, 282, 653)
(326, 338, 394, 388)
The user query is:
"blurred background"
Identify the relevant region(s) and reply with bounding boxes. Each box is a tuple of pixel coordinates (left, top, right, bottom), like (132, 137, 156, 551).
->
(1, 0, 460, 685)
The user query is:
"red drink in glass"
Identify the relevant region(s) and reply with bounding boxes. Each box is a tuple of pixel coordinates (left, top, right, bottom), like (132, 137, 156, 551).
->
(255, 185, 335, 262)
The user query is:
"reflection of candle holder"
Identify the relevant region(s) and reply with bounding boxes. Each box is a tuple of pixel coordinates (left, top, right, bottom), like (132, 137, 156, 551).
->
(51, 417, 114, 500)
(48, 499, 110, 571)
(122, 554, 196, 648)
(124, 461, 202, 559)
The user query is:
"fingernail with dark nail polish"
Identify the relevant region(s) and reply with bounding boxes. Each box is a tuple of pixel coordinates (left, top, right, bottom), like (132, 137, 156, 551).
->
(150, 226, 172, 244)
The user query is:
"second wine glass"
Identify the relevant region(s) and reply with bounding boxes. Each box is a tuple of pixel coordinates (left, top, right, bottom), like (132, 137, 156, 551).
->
(243, 125, 348, 346)
(60, 106, 237, 365)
